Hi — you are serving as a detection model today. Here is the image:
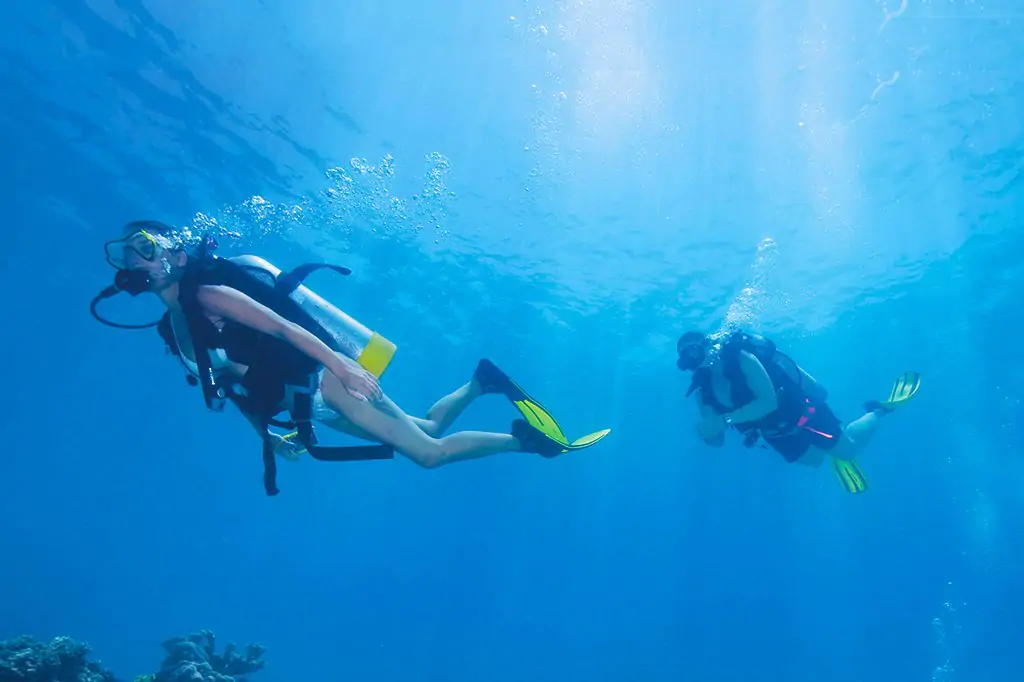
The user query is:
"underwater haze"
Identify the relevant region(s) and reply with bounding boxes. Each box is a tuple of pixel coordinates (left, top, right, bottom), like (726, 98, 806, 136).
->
(1, 0, 1022, 680)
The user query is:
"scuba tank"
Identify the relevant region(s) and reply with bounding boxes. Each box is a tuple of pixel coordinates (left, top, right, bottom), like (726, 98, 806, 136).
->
(794, 364, 828, 403)
(229, 254, 397, 378)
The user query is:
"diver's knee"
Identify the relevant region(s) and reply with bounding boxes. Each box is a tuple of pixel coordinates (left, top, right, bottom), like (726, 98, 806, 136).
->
(837, 436, 855, 452)
(417, 421, 442, 438)
(403, 438, 446, 469)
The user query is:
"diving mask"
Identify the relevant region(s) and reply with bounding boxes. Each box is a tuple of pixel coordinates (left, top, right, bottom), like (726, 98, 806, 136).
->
(103, 224, 178, 270)
(676, 332, 709, 371)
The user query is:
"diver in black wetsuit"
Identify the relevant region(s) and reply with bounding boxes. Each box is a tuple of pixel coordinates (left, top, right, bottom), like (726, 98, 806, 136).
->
(676, 330, 919, 490)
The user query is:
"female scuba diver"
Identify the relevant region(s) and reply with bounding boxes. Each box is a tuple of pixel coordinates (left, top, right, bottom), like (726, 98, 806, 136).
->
(91, 221, 610, 496)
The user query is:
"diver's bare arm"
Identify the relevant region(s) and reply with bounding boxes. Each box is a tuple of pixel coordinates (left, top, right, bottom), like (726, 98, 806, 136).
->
(723, 351, 778, 423)
(195, 285, 367, 387)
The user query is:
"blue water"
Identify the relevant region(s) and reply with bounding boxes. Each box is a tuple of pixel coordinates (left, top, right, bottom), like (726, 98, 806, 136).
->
(2, 0, 1022, 680)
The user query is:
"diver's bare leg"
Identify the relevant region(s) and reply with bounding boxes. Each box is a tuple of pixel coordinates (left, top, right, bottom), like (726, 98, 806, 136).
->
(319, 374, 519, 468)
(410, 378, 486, 437)
(316, 381, 487, 442)
(829, 411, 883, 461)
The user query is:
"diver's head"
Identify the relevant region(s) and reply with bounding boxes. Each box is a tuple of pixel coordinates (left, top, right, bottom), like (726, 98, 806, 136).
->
(93, 222, 217, 329)
(103, 221, 189, 295)
(676, 331, 710, 372)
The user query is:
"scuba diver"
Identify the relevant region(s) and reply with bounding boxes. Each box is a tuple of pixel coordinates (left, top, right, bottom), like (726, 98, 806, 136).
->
(675, 329, 920, 493)
(91, 221, 610, 496)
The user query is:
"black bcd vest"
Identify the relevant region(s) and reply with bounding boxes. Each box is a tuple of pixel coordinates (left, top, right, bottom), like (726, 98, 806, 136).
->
(157, 255, 393, 496)
(689, 332, 817, 433)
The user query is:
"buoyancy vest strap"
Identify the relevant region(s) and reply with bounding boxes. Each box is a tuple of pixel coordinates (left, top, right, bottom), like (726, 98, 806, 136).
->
(179, 276, 226, 412)
(308, 443, 395, 462)
(262, 433, 280, 496)
(288, 390, 395, 463)
(275, 263, 352, 296)
(259, 389, 394, 496)
(290, 387, 320, 459)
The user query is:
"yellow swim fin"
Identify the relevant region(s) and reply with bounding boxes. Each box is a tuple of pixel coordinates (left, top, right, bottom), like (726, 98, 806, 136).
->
(873, 371, 921, 412)
(516, 395, 613, 451)
(475, 359, 611, 455)
(831, 457, 868, 494)
(833, 372, 919, 494)
(512, 420, 612, 457)
(514, 390, 569, 444)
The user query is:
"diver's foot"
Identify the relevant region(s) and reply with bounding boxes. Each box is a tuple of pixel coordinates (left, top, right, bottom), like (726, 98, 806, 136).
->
(473, 358, 514, 396)
(512, 419, 566, 458)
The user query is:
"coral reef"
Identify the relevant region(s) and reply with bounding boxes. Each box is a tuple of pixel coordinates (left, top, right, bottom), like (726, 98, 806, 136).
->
(152, 631, 264, 682)
(0, 631, 265, 682)
(0, 635, 117, 682)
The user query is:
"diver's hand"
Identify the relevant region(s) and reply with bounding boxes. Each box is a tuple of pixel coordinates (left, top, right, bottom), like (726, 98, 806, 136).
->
(335, 362, 383, 402)
(696, 414, 727, 441)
